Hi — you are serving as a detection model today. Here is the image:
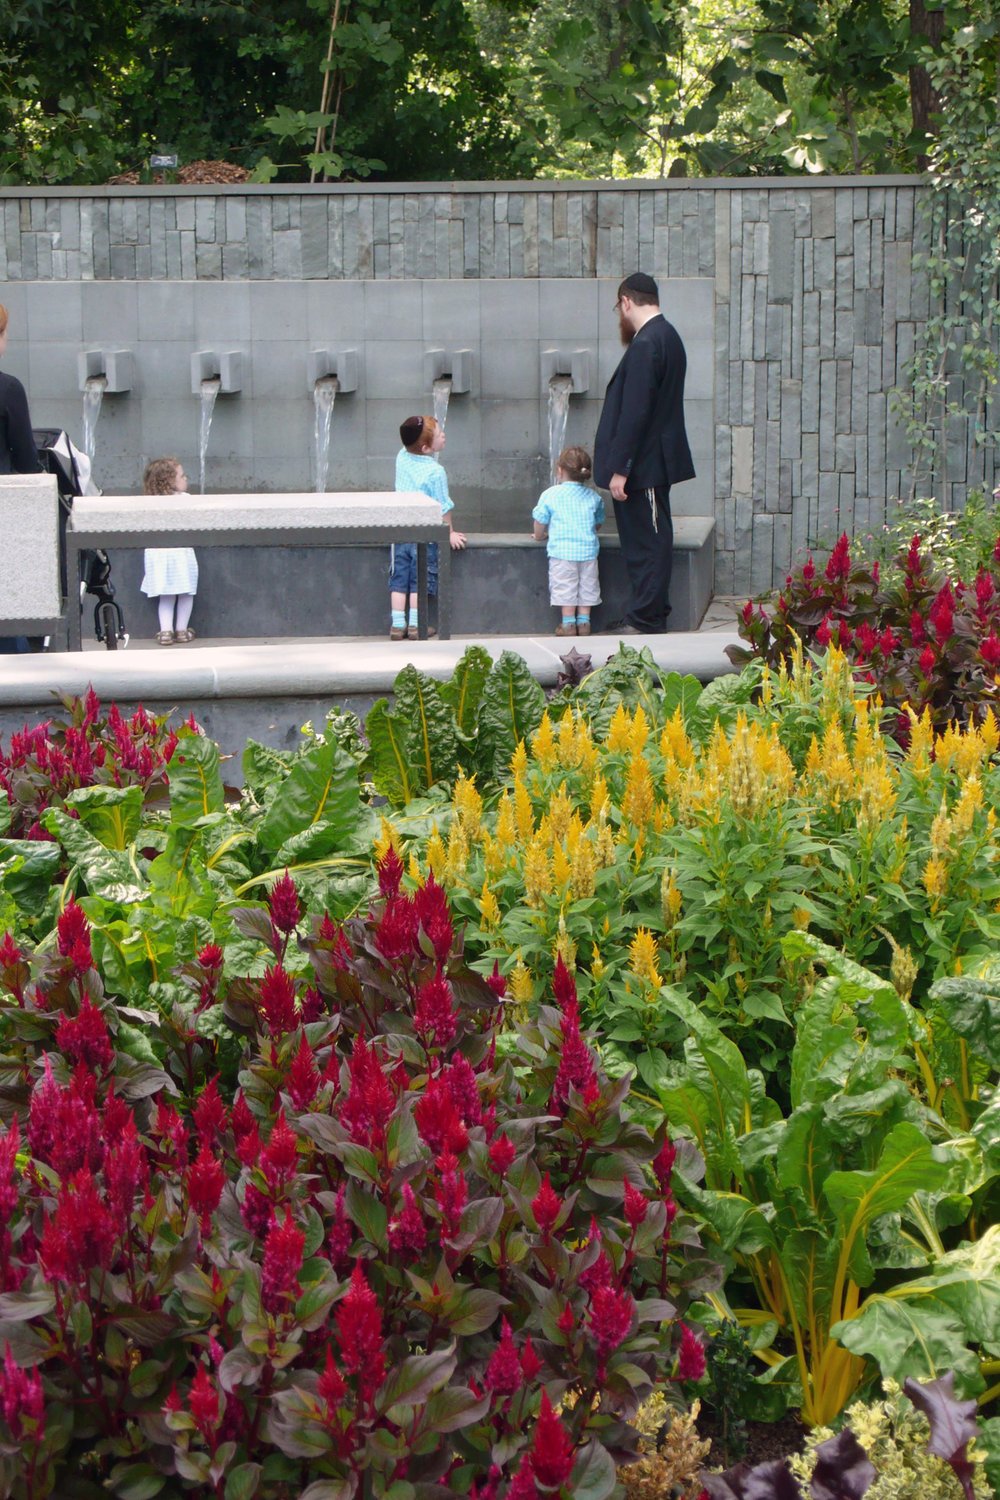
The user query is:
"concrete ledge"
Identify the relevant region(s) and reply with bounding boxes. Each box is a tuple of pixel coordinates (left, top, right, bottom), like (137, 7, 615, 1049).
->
(70, 491, 444, 535)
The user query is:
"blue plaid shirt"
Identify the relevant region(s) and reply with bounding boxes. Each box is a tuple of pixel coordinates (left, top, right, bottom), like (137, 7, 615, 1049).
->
(395, 448, 454, 515)
(532, 482, 605, 561)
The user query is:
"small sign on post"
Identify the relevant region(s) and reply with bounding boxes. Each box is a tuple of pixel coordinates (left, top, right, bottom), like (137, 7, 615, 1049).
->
(150, 153, 179, 170)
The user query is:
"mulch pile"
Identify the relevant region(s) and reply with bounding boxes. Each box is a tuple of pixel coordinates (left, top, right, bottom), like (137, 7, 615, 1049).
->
(107, 160, 249, 185)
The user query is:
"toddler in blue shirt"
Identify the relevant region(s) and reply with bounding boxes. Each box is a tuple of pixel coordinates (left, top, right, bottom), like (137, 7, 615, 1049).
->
(392, 415, 466, 640)
(532, 446, 604, 636)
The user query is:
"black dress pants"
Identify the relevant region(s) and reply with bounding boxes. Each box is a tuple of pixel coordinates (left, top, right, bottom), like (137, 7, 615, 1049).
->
(613, 485, 673, 632)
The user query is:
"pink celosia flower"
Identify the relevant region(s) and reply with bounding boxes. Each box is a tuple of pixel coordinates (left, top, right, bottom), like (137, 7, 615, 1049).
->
(484, 1319, 523, 1397)
(531, 1173, 561, 1238)
(653, 1137, 676, 1195)
(520, 1337, 542, 1383)
(0, 1119, 20, 1222)
(530, 1390, 575, 1489)
(317, 1346, 347, 1411)
(261, 1210, 306, 1314)
(623, 1180, 648, 1229)
(269, 870, 303, 935)
(336, 1264, 385, 1400)
(488, 1134, 516, 1177)
(0, 1345, 44, 1441)
(240, 1182, 271, 1237)
(55, 998, 113, 1073)
(188, 1364, 220, 1444)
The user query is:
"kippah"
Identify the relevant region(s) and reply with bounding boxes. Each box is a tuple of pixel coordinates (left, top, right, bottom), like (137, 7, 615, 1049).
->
(399, 416, 424, 447)
(621, 272, 659, 299)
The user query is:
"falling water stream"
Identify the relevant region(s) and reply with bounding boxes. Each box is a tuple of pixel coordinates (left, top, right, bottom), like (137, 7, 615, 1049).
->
(432, 376, 452, 431)
(313, 378, 338, 493)
(81, 375, 107, 464)
(198, 377, 222, 494)
(547, 374, 572, 483)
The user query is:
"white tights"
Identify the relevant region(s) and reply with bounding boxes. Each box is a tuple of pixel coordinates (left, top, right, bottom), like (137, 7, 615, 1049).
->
(157, 594, 195, 632)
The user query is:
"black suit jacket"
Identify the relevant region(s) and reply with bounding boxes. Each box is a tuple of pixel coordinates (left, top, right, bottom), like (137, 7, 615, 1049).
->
(593, 313, 695, 491)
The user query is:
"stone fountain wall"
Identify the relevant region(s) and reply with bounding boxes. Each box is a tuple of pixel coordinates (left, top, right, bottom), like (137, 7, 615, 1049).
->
(0, 176, 987, 594)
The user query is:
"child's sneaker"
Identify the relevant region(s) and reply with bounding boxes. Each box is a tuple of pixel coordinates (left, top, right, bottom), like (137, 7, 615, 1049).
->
(407, 625, 437, 640)
(390, 624, 406, 641)
(555, 621, 577, 636)
(576, 621, 591, 636)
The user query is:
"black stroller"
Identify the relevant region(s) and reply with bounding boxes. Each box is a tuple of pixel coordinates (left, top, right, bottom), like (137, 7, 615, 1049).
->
(33, 429, 127, 650)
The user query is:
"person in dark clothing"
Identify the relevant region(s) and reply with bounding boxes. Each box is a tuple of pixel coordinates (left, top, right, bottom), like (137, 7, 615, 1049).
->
(0, 302, 42, 652)
(593, 272, 694, 634)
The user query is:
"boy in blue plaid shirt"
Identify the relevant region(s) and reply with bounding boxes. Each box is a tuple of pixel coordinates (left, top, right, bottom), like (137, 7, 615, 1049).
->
(532, 446, 604, 636)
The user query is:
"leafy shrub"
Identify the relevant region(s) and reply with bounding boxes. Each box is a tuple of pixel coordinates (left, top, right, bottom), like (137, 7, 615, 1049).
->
(728, 529, 1000, 734)
(0, 855, 718, 1498)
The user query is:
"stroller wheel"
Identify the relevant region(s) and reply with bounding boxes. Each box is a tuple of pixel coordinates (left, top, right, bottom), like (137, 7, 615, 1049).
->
(96, 600, 120, 650)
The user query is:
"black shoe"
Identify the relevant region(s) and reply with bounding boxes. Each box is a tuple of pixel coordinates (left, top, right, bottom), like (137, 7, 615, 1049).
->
(604, 619, 642, 635)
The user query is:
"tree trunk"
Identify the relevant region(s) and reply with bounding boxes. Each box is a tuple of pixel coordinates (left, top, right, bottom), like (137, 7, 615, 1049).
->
(909, 0, 945, 167)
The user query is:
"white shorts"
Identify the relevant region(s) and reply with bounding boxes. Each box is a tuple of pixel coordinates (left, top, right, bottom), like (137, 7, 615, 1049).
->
(548, 557, 601, 607)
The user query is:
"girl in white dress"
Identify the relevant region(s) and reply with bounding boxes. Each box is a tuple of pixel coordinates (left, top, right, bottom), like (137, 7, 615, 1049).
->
(140, 457, 199, 645)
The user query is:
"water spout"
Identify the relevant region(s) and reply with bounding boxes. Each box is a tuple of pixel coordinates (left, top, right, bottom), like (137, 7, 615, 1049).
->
(198, 377, 222, 495)
(547, 374, 573, 483)
(313, 377, 339, 493)
(432, 376, 452, 431)
(81, 375, 107, 464)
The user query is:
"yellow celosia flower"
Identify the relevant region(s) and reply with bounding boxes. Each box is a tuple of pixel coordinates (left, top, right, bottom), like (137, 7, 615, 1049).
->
(661, 869, 682, 927)
(407, 853, 423, 885)
(792, 907, 811, 930)
(548, 782, 574, 842)
(659, 706, 694, 768)
(606, 702, 632, 752)
(514, 775, 535, 842)
(495, 790, 516, 849)
(591, 949, 605, 981)
(374, 815, 400, 862)
(509, 956, 534, 1008)
(596, 823, 617, 868)
(929, 797, 951, 857)
(629, 704, 650, 753)
(922, 854, 948, 906)
(623, 750, 655, 827)
(557, 708, 577, 767)
(532, 712, 558, 771)
(552, 840, 572, 889)
(590, 772, 610, 824)
(523, 833, 552, 907)
(980, 708, 999, 756)
(574, 715, 598, 774)
(571, 835, 597, 900)
(426, 827, 446, 880)
(510, 739, 528, 779)
(483, 830, 506, 878)
(761, 663, 773, 706)
(630, 927, 662, 987)
(479, 882, 501, 929)
(446, 820, 468, 879)
(554, 915, 576, 971)
(905, 707, 934, 774)
(452, 770, 483, 837)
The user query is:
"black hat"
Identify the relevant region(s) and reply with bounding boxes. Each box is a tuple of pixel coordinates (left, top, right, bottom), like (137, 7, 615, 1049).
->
(399, 415, 425, 448)
(620, 272, 659, 299)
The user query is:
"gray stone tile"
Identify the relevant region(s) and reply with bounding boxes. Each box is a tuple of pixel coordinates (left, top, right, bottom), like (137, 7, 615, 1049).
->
(194, 243, 222, 279)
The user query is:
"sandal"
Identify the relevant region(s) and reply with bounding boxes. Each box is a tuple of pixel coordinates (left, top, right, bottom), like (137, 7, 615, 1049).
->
(155, 630, 175, 645)
(174, 628, 196, 644)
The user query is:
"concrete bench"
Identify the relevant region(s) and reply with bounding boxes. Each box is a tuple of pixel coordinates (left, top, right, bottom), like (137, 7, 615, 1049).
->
(65, 491, 451, 650)
(0, 473, 65, 644)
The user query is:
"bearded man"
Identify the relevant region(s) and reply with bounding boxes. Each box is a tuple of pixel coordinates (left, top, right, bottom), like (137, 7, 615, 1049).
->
(593, 272, 695, 634)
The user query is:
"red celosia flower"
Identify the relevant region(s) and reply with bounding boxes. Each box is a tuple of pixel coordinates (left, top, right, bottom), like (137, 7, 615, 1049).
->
(551, 1002, 598, 1113)
(413, 970, 458, 1048)
(299, 986, 324, 1023)
(579, 1245, 613, 1296)
(326, 1183, 354, 1266)
(588, 1284, 635, 1370)
(317, 1346, 347, 1411)
(488, 1134, 516, 1177)
(412, 873, 453, 960)
(39, 1169, 117, 1283)
(872, 559, 880, 585)
(484, 1318, 523, 1397)
(0, 1118, 20, 1222)
(853, 621, 877, 660)
(975, 569, 995, 612)
(258, 965, 298, 1037)
(905, 535, 923, 584)
(676, 1322, 706, 1381)
(653, 1137, 676, 1194)
(231, 1092, 255, 1140)
(56, 901, 91, 963)
(269, 870, 303, 935)
(928, 583, 955, 645)
(919, 644, 936, 675)
(0, 1344, 44, 1441)
(802, 555, 815, 583)
(261, 1210, 306, 1314)
(530, 1390, 575, 1489)
(318, 914, 353, 969)
(981, 632, 1000, 668)
(55, 998, 113, 1073)
(186, 1144, 226, 1233)
(377, 846, 405, 897)
(878, 626, 898, 656)
(531, 1173, 561, 1237)
(824, 533, 851, 583)
(815, 614, 832, 648)
(28, 1058, 104, 1179)
(485, 961, 507, 1002)
(260, 1110, 299, 1192)
(336, 1264, 385, 1400)
(435, 1151, 468, 1238)
(198, 943, 224, 971)
(557, 1303, 575, 1336)
(833, 620, 853, 650)
(188, 1364, 220, 1444)
(153, 1098, 189, 1169)
(0, 933, 21, 969)
(414, 1080, 469, 1155)
(387, 1182, 426, 1256)
(740, 599, 754, 626)
(623, 1180, 648, 1229)
(552, 954, 577, 1009)
(520, 1337, 542, 1383)
(104, 1119, 149, 1225)
(443, 1054, 482, 1125)
(374, 893, 418, 961)
(192, 1077, 228, 1143)
(286, 1034, 320, 1110)
(241, 1182, 271, 1237)
(506, 1457, 540, 1500)
(339, 1035, 397, 1147)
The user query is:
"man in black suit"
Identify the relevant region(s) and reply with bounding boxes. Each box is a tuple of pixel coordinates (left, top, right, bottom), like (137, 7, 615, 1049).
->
(593, 272, 695, 633)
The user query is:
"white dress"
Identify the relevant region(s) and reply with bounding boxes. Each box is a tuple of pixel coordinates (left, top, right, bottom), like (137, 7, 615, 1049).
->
(141, 547, 199, 597)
